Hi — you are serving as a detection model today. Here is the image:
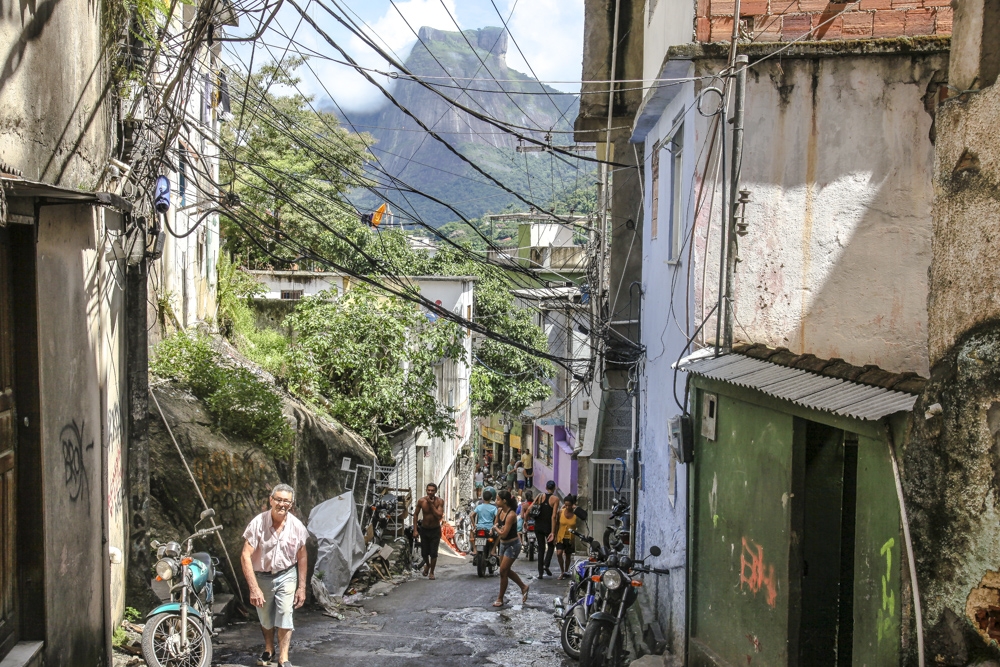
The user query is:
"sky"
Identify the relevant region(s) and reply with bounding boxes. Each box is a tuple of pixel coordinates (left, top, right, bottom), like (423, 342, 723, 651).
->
(227, 0, 584, 115)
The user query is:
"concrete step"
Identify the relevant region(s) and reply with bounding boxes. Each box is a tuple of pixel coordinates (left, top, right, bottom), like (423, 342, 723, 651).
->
(0, 641, 43, 667)
(212, 593, 236, 629)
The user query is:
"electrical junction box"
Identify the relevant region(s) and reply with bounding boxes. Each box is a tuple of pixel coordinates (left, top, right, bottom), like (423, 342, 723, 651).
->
(669, 414, 694, 463)
(701, 393, 718, 441)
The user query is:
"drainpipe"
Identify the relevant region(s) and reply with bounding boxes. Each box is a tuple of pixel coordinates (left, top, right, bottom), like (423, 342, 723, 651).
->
(629, 387, 639, 560)
(723, 55, 748, 352)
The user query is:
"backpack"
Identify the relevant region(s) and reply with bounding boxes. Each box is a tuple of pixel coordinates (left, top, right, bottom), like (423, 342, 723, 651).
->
(528, 502, 542, 519)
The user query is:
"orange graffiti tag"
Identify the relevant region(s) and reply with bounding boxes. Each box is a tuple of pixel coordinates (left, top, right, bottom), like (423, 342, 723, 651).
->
(740, 537, 777, 608)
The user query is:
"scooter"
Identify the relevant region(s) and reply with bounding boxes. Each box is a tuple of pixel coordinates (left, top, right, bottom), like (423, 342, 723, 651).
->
(472, 526, 498, 577)
(142, 508, 222, 667)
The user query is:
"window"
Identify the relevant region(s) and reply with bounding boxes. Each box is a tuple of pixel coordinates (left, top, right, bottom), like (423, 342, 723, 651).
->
(650, 146, 660, 240)
(280, 290, 303, 300)
(536, 430, 554, 467)
(668, 125, 684, 261)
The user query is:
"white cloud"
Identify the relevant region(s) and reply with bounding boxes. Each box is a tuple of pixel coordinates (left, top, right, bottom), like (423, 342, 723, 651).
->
(305, 0, 461, 114)
(503, 0, 584, 93)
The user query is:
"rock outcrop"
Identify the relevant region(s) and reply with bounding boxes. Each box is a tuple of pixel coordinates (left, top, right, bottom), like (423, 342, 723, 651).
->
(147, 382, 375, 600)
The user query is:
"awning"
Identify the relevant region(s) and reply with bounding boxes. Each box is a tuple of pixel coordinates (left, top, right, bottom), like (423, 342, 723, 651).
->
(679, 353, 918, 421)
(2, 175, 132, 212)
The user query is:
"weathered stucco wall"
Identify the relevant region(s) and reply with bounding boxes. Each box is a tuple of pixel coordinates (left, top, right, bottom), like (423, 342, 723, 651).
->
(693, 51, 948, 376)
(902, 71, 1000, 664)
(36, 204, 107, 665)
(0, 0, 113, 186)
(928, 82, 1000, 363)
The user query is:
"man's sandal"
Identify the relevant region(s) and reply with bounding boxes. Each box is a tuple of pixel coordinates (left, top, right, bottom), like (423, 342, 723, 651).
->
(492, 600, 505, 607)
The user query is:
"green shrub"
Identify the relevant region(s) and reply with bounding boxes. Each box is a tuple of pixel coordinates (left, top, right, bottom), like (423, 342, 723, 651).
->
(151, 331, 293, 459)
(207, 366, 293, 458)
(124, 606, 140, 623)
(112, 627, 128, 647)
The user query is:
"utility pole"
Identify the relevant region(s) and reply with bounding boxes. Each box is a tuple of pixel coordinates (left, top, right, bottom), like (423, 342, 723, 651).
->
(723, 55, 748, 352)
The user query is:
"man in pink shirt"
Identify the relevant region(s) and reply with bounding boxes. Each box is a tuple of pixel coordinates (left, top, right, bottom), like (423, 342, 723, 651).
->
(241, 483, 310, 667)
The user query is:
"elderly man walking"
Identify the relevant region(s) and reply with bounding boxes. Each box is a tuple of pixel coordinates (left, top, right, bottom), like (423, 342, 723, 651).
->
(241, 483, 310, 667)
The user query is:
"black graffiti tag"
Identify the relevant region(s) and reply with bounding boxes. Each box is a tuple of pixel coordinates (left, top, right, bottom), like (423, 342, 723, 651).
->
(62, 420, 94, 507)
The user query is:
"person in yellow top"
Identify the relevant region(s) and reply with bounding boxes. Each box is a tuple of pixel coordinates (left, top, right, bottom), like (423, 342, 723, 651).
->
(521, 450, 533, 489)
(555, 494, 578, 579)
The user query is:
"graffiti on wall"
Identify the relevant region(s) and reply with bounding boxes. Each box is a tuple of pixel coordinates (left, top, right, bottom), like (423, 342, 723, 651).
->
(62, 420, 94, 511)
(877, 537, 896, 642)
(191, 450, 274, 515)
(106, 401, 126, 621)
(740, 537, 777, 608)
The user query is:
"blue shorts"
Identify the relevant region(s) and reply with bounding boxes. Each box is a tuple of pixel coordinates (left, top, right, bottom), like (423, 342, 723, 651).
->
(475, 482, 483, 488)
(255, 566, 297, 630)
(500, 539, 522, 560)
(517, 481, 525, 490)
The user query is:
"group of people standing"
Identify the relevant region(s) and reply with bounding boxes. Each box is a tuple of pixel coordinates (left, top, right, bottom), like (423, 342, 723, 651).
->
(468, 475, 580, 606)
(474, 449, 534, 498)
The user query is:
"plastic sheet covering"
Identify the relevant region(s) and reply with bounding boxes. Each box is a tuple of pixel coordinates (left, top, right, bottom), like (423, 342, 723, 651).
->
(308, 494, 369, 597)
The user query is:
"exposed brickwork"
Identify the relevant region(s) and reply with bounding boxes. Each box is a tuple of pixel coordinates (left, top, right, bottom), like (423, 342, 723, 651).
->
(872, 9, 906, 37)
(697, 0, 952, 43)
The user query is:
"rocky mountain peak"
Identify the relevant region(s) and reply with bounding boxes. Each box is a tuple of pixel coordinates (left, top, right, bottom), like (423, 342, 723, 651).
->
(416, 25, 508, 65)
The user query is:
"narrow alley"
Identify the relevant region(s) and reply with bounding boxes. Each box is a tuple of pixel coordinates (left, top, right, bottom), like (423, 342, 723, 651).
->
(213, 553, 573, 667)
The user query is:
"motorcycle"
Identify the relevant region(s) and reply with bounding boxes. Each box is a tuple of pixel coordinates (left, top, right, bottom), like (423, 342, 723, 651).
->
(365, 493, 398, 546)
(524, 517, 537, 561)
(555, 510, 611, 660)
(602, 496, 631, 553)
(453, 506, 472, 554)
(142, 508, 222, 667)
(578, 546, 669, 667)
(471, 526, 498, 577)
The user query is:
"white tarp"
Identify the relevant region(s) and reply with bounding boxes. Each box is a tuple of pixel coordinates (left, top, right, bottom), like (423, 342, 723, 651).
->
(307, 493, 368, 597)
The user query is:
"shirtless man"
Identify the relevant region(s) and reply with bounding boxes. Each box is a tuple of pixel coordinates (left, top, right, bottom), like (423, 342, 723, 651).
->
(413, 483, 445, 579)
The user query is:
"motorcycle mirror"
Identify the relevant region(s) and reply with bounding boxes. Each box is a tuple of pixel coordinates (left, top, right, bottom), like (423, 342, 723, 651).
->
(649, 545, 661, 557)
(200, 508, 216, 520)
(573, 507, 589, 521)
(150, 540, 160, 549)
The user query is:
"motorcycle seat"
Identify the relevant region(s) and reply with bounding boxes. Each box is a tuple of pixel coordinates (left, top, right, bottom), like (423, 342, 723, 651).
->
(193, 552, 215, 581)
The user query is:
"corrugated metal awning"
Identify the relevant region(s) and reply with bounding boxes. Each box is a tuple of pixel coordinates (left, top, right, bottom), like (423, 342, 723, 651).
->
(2, 174, 132, 212)
(679, 353, 917, 421)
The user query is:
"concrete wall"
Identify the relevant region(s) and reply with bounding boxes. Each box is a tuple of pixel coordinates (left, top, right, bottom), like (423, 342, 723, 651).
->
(36, 204, 120, 665)
(0, 0, 113, 187)
(693, 50, 948, 376)
(634, 77, 699, 656)
(901, 17, 1000, 661)
(928, 79, 1000, 363)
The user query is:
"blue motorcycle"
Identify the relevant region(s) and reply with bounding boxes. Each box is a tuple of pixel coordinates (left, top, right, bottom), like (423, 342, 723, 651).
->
(555, 509, 612, 660)
(141, 508, 222, 667)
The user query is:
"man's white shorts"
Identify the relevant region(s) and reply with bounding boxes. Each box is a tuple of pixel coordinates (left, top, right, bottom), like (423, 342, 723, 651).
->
(256, 566, 297, 630)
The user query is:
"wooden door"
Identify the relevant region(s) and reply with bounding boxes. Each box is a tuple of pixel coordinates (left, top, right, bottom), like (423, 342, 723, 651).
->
(0, 228, 18, 656)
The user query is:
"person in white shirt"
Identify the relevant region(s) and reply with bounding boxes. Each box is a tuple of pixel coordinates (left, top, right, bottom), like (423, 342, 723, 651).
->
(241, 483, 309, 667)
(475, 467, 485, 498)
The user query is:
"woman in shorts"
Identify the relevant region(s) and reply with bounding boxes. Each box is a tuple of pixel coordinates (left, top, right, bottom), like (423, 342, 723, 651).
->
(555, 494, 578, 579)
(492, 490, 529, 607)
(474, 467, 484, 498)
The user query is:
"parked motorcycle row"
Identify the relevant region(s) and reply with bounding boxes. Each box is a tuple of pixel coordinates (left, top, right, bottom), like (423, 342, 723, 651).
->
(553, 498, 669, 667)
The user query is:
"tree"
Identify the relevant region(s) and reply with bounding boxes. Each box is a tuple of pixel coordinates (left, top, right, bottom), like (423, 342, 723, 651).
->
(220, 57, 412, 273)
(284, 285, 467, 460)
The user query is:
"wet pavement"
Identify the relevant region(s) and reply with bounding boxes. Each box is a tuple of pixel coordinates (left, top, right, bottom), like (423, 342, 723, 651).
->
(214, 551, 575, 667)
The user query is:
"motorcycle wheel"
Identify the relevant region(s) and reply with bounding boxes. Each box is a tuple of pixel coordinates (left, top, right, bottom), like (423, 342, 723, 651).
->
(561, 612, 585, 660)
(568, 580, 584, 604)
(477, 550, 486, 578)
(141, 612, 212, 667)
(528, 542, 535, 561)
(579, 618, 621, 667)
(456, 532, 470, 554)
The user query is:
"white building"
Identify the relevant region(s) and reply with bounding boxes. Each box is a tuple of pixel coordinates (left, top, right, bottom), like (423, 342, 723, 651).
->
(249, 271, 475, 516)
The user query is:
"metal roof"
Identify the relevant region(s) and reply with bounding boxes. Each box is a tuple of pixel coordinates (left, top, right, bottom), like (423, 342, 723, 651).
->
(510, 286, 578, 300)
(679, 353, 918, 421)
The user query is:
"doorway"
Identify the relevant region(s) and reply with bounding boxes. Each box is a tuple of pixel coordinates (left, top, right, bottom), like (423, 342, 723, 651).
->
(797, 421, 857, 665)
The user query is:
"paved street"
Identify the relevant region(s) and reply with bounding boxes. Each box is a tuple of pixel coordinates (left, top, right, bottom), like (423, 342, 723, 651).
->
(214, 551, 575, 667)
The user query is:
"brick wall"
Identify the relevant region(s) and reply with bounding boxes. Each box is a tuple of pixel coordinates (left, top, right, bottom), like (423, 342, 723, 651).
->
(695, 0, 952, 42)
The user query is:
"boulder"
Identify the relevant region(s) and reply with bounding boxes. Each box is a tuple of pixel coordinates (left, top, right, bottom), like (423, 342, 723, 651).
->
(147, 382, 375, 601)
